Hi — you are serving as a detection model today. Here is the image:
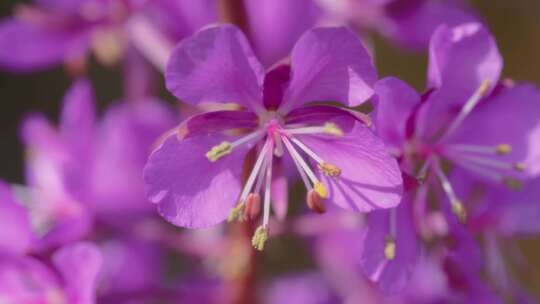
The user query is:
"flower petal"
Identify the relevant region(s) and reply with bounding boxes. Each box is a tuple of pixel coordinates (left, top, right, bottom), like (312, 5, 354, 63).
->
(144, 133, 252, 228)
(382, 0, 478, 50)
(280, 27, 377, 113)
(361, 199, 419, 294)
(52, 242, 102, 304)
(373, 77, 421, 147)
(449, 83, 540, 178)
(59, 78, 96, 158)
(177, 110, 258, 139)
(0, 18, 88, 72)
(296, 122, 403, 212)
(427, 23, 502, 106)
(245, 0, 320, 67)
(0, 182, 33, 255)
(165, 25, 265, 113)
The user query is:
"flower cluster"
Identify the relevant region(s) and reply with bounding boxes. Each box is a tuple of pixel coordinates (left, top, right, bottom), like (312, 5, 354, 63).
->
(0, 1, 539, 303)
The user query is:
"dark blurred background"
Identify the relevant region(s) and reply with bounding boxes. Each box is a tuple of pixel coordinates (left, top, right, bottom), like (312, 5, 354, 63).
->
(1, 0, 539, 296)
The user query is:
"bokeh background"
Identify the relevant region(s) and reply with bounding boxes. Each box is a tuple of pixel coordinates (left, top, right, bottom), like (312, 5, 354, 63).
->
(1, 0, 539, 297)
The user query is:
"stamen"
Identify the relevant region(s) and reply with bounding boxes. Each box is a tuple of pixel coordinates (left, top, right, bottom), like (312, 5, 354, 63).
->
(318, 163, 342, 177)
(440, 80, 491, 140)
(282, 136, 320, 185)
(228, 140, 271, 222)
(252, 226, 269, 251)
(503, 178, 523, 190)
(289, 137, 342, 177)
(262, 146, 274, 228)
(313, 182, 329, 199)
(307, 190, 326, 214)
(513, 163, 526, 172)
(451, 200, 467, 224)
(227, 203, 244, 223)
(384, 236, 396, 260)
(206, 141, 232, 162)
(458, 155, 520, 171)
(322, 122, 344, 137)
(206, 129, 266, 162)
(416, 157, 432, 183)
(448, 144, 512, 156)
(434, 161, 467, 223)
(285, 122, 343, 137)
(495, 144, 512, 155)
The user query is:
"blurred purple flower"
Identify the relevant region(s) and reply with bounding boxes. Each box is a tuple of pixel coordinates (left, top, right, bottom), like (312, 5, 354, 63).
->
(19, 78, 175, 249)
(0, 0, 217, 72)
(0, 242, 102, 304)
(144, 24, 403, 250)
(318, 0, 478, 50)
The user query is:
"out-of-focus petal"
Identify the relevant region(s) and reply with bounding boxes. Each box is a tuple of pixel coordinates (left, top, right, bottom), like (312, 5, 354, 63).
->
(296, 122, 402, 212)
(271, 159, 288, 221)
(0, 182, 32, 255)
(60, 78, 96, 159)
(382, 0, 478, 50)
(449, 84, 540, 178)
(52, 242, 102, 304)
(361, 198, 419, 294)
(165, 25, 265, 113)
(280, 27, 377, 113)
(373, 77, 420, 147)
(144, 133, 252, 228)
(91, 100, 176, 219)
(245, 0, 321, 67)
(0, 18, 88, 72)
(264, 273, 337, 304)
(427, 23, 502, 106)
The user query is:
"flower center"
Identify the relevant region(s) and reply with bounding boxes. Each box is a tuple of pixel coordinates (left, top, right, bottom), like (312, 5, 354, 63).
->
(205, 117, 345, 250)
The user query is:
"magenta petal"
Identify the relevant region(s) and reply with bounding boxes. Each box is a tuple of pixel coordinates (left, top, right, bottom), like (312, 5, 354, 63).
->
(361, 199, 419, 294)
(52, 242, 102, 304)
(280, 27, 377, 113)
(245, 0, 320, 67)
(0, 18, 88, 72)
(263, 64, 291, 110)
(60, 78, 96, 158)
(144, 133, 252, 228)
(297, 122, 403, 212)
(285, 105, 372, 134)
(0, 182, 32, 255)
(374, 77, 420, 147)
(427, 23, 502, 106)
(178, 110, 258, 139)
(449, 84, 540, 178)
(382, 0, 478, 50)
(165, 25, 265, 113)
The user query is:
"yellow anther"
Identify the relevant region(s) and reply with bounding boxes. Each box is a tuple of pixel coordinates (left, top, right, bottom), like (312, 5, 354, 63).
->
(496, 144, 512, 155)
(206, 141, 232, 162)
(384, 236, 396, 260)
(227, 203, 244, 223)
(318, 162, 342, 177)
(451, 200, 467, 224)
(323, 123, 343, 137)
(503, 178, 523, 191)
(313, 182, 328, 199)
(251, 226, 269, 251)
(513, 162, 526, 172)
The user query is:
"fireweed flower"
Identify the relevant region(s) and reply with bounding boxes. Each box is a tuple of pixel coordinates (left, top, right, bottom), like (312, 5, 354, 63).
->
(363, 22, 540, 293)
(0, 0, 217, 71)
(144, 25, 403, 250)
(316, 0, 477, 50)
(0, 242, 102, 304)
(19, 78, 175, 249)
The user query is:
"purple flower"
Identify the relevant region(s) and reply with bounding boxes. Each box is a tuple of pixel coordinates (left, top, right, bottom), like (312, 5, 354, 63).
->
(318, 0, 478, 50)
(0, 242, 102, 304)
(0, 181, 33, 255)
(0, 0, 216, 72)
(20, 78, 175, 248)
(144, 25, 403, 250)
(263, 272, 338, 304)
